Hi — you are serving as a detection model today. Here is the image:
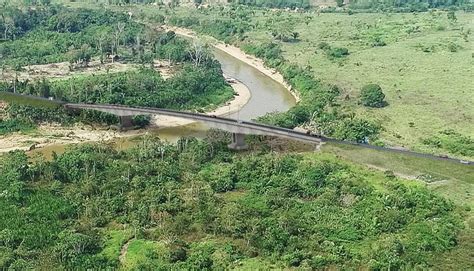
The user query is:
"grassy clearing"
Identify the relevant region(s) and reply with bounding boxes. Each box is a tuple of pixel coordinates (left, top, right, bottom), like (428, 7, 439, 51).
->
(99, 229, 133, 264)
(121, 239, 168, 269)
(259, 11, 474, 154)
(152, 7, 473, 157)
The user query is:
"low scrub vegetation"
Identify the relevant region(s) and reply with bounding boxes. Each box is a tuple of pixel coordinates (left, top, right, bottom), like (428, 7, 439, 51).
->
(423, 130, 474, 158)
(0, 118, 36, 135)
(0, 136, 464, 269)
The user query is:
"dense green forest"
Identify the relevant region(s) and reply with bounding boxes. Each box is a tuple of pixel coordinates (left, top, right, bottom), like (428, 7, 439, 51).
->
(0, 5, 234, 132)
(0, 6, 144, 66)
(0, 135, 465, 269)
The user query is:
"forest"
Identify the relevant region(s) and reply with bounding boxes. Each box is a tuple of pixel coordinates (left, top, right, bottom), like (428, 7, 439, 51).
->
(0, 135, 465, 269)
(0, 5, 234, 132)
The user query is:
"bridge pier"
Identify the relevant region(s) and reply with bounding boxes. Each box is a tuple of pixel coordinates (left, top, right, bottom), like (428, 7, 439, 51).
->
(119, 115, 134, 131)
(315, 141, 325, 151)
(228, 133, 248, 150)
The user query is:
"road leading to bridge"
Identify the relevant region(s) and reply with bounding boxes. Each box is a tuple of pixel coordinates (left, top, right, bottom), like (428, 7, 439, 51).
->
(65, 103, 324, 150)
(64, 102, 472, 165)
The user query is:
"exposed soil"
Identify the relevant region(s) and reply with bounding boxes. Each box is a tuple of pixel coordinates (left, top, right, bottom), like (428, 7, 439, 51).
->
(1, 58, 175, 81)
(0, 77, 251, 153)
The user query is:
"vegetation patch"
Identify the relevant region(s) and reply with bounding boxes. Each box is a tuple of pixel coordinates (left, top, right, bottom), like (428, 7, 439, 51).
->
(0, 6, 235, 133)
(359, 84, 387, 108)
(0, 118, 36, 135)
(0, 137, 464, 269)
(422, 130, 474, 158)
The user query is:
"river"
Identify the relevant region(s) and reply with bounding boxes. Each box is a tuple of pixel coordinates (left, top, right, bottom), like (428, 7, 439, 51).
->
(28, 46, 296, 157)
(134, 47, 296, 141)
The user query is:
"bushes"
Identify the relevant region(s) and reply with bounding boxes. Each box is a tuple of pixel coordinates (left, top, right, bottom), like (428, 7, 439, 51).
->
(0, 138, 463, 269)
(360, 84, 387, 108)
(317, 42, 350, 59)
(423, 130, 474, 157)
(234, 0, 310, 9)
(327, 47, 350, 59)
(0, 118, 36, 135)
(349, 0, 469, 10)
(329, 117, 382, 142)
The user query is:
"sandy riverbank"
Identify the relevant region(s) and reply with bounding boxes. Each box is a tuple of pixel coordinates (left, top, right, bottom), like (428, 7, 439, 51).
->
(2, 24, 299, 153)
(0, 78, 251, 153)
(150, 77, 251, 127)
(163, 26, 301, 103)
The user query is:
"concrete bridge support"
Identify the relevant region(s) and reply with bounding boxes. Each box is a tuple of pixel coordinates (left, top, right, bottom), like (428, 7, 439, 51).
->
(228, 133, 248, 150)
(119, 115, 134, 130)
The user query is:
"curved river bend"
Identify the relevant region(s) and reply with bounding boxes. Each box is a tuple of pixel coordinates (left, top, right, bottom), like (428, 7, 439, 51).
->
(29, 47, 296, 157)
(146, 48, 296, 141)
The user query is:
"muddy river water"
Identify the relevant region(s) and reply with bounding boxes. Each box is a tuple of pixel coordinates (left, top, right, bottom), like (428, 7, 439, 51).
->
(130, 47, 296, 142)
(30, 47, 296, 156)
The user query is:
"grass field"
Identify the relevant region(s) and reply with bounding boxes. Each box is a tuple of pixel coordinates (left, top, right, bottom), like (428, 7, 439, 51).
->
(276, 12, 474, 154)
(144, 6, 473, 158)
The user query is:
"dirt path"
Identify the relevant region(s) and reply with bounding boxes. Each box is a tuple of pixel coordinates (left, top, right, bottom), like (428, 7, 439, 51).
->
(119, 238, 134, 265)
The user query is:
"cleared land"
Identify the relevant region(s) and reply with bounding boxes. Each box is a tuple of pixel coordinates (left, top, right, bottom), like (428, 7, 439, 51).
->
(278, 12, 474, 151)
(151, 7, 473, 157)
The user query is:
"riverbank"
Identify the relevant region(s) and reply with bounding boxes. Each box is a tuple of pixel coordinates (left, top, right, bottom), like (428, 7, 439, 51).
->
(150, 76, 251, 127)
(162, 26, 301, 103)
(0, 77, 250, 153)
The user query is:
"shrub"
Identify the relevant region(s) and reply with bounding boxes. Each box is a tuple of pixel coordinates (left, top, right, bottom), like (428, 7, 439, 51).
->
(317, 42, 331, 50)
(327, 47, 349, 58)
(360, 84, 387, 108)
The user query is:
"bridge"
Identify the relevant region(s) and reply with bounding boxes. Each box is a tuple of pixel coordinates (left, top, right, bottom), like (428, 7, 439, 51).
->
(65, 103, 323, 150)
(1, 91, 472, 165)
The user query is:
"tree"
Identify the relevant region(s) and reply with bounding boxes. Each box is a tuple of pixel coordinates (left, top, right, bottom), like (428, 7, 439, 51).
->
(336, 0, 344, 7)
(188, 40, 211, 67)
(360, 84, 387, 108)
(0, 150, 29, 201)
(114, 22, 126, 54)
(78, 44, 92, 67)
